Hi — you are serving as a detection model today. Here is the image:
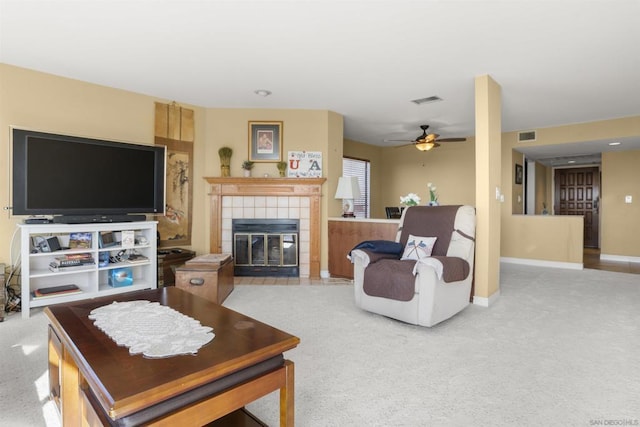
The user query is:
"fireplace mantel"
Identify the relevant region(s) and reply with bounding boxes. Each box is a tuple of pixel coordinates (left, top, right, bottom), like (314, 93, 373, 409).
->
(205, 177, 327, 278)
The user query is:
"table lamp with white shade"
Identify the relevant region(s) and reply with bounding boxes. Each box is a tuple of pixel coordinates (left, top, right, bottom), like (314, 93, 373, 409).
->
(334, 176, 361, 218)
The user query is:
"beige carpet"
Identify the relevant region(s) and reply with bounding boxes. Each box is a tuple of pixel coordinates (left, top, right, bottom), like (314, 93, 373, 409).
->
(1, 263, 639, 426)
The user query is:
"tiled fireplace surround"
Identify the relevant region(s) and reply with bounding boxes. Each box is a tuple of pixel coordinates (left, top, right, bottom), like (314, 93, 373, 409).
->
(205, 177, 327, 279)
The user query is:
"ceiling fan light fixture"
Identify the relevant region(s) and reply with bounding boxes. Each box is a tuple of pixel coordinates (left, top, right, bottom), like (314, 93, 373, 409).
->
(415, 141, 439, 151)
(392, 125, 458, 151)
(416, 133, 438, 143)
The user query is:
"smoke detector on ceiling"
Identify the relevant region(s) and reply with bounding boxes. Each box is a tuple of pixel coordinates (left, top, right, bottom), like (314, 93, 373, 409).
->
(518, 130, 537, 142)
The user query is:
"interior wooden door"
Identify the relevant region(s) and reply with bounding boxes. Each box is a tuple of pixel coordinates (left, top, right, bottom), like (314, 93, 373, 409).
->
(554, 167, 600, 248)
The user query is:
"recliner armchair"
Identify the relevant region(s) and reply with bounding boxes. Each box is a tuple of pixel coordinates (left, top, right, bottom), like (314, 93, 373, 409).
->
(350, 205, 476, 327)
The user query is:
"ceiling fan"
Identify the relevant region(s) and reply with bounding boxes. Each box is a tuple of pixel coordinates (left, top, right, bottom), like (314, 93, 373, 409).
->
(387, 125, 466, 151)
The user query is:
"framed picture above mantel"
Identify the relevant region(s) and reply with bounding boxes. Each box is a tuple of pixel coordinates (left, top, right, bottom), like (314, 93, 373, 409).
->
(248, 121, 283, 162)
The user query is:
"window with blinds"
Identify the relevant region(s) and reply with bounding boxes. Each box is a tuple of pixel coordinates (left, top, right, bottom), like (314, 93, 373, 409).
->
(343, 157, 370, 218)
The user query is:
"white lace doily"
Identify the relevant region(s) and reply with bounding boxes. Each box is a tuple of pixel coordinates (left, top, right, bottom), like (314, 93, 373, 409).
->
(89, 300, 214, 358)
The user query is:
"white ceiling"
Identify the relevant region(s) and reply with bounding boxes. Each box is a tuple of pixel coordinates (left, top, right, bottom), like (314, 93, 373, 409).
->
(2, 0, 640, 164)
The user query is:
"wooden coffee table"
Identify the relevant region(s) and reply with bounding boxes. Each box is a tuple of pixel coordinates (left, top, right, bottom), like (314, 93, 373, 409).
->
(45, 287, 299, 426)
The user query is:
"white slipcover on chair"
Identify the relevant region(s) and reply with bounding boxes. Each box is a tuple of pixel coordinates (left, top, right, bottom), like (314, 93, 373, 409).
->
(350, 205, 476, 327)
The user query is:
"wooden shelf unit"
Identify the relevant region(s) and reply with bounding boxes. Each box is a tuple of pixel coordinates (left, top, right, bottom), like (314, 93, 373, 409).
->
(19, 221, 157, 318)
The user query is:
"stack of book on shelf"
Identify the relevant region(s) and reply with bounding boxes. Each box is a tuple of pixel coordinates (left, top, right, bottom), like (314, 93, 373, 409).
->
(126, 253, 149, 264)
(49, 253, 95, 272)
(32, 284, 81, 299)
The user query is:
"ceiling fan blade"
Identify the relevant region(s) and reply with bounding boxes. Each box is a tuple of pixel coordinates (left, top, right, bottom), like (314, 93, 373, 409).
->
(436, 137, 466, 142)
(387, 125, 463, 147)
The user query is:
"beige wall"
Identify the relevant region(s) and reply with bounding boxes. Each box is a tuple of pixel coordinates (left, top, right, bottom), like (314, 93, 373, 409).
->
(345, 111, 640, 266)
(345, 138, 476, 218)
(0, 64, 342, 273)
(502, 115, 640, 264)
(4, 63, 640, 274)
(203, 108, 337, 180)
(325, 111, 345, 265)
(501, 152, 582, 263)
(501, 215, 584, 263)
(474, 75, 502, 300)
(512, 150, 524, 214)
(518, 157, 550, 215)
(202, 108, 342, 273)
(0, 64, 206, 262)
(515, 116, 640, 146)
(534, 161, 549, 215)
(601, 149, 640, 257)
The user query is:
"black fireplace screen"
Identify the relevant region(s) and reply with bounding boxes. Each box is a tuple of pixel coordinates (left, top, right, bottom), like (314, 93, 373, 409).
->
(233, 219, 299, 277)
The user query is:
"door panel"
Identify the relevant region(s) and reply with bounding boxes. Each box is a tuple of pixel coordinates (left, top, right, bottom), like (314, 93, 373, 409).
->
(554, 167, 600, 248)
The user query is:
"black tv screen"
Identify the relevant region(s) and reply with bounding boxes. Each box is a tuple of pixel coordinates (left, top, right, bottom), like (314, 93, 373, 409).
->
(12, 128, 166, 218)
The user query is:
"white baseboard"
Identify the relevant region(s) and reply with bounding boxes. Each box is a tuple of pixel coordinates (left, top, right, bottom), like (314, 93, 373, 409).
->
(500, 257, 583, 270)
(320, 269, 330, 279)
(600, 253, 640, 263)
(473, 289, 501, 307)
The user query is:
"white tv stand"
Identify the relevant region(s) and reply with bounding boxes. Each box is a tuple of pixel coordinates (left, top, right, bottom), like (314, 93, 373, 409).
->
(18, 221, 157, 319)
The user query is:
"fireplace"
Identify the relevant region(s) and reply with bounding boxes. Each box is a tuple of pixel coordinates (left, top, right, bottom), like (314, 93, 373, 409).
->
(233, 219, 299, 277)
(205, 177, 326, 278)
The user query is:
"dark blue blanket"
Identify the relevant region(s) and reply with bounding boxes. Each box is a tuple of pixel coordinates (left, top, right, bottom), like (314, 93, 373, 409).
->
(350, 240, 402, 257)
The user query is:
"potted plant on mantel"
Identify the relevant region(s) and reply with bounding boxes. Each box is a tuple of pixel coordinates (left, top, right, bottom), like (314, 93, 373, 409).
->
(241, 160, 254, 177)
(218, 147, 232, 177)
(277, 161, 287, 177)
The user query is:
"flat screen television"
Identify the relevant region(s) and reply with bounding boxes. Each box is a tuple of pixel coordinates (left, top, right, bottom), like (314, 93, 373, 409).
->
(12, 128, 166, 222)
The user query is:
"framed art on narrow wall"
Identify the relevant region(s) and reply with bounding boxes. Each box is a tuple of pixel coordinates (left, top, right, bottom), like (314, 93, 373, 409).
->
(155, 137, 193, 247)
(248, 121, 283, 162)
(515, 163, 523, 185)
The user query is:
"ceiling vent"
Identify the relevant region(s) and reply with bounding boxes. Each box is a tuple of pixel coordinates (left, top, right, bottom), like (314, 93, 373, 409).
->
(518, 130, 536, 142)
(411, 96, 442, 105)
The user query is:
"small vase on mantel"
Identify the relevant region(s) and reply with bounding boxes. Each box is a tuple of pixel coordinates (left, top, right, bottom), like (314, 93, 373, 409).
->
(218, 147, 233, 177)
(277, 161, 287, 177)
(241, 160, 254, 177)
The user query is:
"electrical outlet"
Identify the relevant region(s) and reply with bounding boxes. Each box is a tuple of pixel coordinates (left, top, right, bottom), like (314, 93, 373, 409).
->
(625, 195, 632, 203)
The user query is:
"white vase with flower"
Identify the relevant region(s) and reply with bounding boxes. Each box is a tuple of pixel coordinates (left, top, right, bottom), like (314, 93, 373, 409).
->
(427, 182, 439, 206)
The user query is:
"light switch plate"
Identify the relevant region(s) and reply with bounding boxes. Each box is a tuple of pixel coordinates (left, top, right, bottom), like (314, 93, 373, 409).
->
(625, 195, 632, 203)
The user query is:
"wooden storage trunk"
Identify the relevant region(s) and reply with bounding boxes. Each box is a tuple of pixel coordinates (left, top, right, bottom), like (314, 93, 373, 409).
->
(175, 254, 234, 304)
